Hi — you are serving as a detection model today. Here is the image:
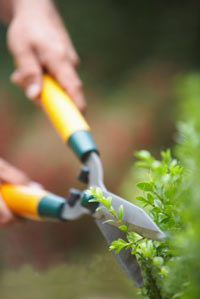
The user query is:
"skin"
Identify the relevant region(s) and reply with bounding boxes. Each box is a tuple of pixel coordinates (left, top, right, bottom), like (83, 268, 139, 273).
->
(0, 0, 84, 225)
(0, 159, 30, 226)
(7, 0, 85, 110)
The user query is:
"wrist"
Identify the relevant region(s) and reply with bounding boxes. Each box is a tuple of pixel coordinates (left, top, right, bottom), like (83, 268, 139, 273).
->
(10, 0, 54, 21)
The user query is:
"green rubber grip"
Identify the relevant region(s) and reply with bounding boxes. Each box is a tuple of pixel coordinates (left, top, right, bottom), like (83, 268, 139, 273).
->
(68, 130, 98, 161)
(38, 194, 66, 220)
(81, 190, 99, 213)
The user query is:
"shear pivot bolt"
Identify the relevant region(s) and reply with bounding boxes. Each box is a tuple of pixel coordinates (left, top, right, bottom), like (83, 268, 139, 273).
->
(78, 166, 89, 184)
(68, 188, 81, 206)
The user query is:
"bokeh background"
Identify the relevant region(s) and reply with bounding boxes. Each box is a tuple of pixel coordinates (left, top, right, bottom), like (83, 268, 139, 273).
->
(0, 1, 200, 298)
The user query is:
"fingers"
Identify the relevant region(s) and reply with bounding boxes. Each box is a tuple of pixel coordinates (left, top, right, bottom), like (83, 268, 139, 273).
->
(59, 34, 80, 67)
(0, 195, 15, 227)
(7, 5, 86, 110)
(10, 47, 42, 100)
(0, 159, 30, 226)
(48, 61, 85, 111)
(11, 41, 85, 110)
(0, 158, 30, 185)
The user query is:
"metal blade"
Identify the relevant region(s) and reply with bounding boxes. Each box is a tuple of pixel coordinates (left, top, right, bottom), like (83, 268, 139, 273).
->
(84, 153, 164, 241)
(97, 191, 165, 241)
(96, 217, 143, 287)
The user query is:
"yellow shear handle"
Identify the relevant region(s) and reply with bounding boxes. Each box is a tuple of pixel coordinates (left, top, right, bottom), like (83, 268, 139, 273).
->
(41, 74, 89, 141)
(0, 184, 46, 220)
(0, 184, 66, 221)
(41, 75, 98, 160)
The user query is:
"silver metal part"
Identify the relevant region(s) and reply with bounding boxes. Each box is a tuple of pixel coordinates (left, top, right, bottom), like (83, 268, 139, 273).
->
(97, 191, 165, 241)
(84, 152, 105, 189)
(96, 218, 143, 287)
(85, 152, 165, 241)
(61, 200, 89, 220)
(82, 151, 165, 285)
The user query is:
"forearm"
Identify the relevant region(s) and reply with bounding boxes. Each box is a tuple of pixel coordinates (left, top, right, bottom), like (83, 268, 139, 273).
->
(0, 0, 13, 22)
(0, 0, 53, 23)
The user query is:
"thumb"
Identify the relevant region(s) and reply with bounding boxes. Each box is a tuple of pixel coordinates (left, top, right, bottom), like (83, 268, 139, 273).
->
(11, 47, 42, 100)
(0, 194, 15, 226)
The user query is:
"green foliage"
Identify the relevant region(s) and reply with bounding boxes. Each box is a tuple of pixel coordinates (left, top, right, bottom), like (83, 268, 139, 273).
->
(90, 74, 200, 298)
(90, 187, 124, 226)
(90, 149, 184, 299)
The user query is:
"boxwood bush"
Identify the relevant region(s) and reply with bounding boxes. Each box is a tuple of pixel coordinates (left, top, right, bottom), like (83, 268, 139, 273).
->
(90, 74, 200, 299)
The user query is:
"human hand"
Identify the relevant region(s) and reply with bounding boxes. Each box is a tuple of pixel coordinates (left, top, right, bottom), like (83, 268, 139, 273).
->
(7, 0, 85, 110)
(0, 158, 29, 227)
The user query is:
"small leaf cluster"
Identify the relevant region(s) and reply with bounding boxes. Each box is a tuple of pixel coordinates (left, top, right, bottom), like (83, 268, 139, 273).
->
(90, 149, 184, 299)
(135, 149, 183, 233)
(89, 187, 124, 226)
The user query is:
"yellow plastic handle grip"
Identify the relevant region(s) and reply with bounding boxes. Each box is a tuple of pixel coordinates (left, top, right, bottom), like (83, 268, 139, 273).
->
(41, 74, 90, 141)
(0, 184, 47, 220)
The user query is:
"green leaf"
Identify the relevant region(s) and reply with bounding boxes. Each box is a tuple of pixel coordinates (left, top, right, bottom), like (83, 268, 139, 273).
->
(137, 182, 154, 192)
(96, 187, 103, 197)
(109, 245, 116, 251)
(127, 232, 142, 243)
(161, 149, 171, 164)
(135, 150, 151, 160)
(131, 247, 137, 255)
(88, 198, 99, 203)
(136, 196, 147, 202)
(118, 225, 128, 233)
(153, 256, 164, 266)
(109, 207, 116, 217)
(152, 207, 161, 213)
(101, 198, 110, 207)
(90, 187, 95, 194)
(109, 239, 129, 254)
(99, 196, 112, 210)
(147, 193, 154, 204)
(105, 197, 112, 209)
(172, 292, 184, 298)
(117, 205, 123, 220)
(154, 199, 163, 209)
(160, 266, 169, 276)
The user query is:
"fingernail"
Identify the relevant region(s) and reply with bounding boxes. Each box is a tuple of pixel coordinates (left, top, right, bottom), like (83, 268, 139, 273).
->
(26, 84, 40, 100)
(28, 182, 43, 190)
(76, 95, 86, 112)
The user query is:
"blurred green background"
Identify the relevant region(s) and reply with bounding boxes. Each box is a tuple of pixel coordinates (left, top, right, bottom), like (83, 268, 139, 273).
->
(0, 1, 200, 298)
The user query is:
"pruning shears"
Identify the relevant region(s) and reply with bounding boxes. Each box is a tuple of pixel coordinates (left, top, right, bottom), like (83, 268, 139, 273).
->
(0, 75, 164, 287)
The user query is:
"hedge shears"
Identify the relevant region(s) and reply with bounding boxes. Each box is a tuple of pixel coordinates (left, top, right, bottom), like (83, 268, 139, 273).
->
(0, 75, 164, 287)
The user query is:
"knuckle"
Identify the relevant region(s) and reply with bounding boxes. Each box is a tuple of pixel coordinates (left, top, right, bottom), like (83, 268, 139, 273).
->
(57, 47, 68, 61)
(7, 28, 27, 55)
(43, 44, 67, 63)
(71, 55, 80, 67)
(23, 68, 40, 77)
(66, 80, 82, 94)
(19, 67, 40, 81)
(75, 81, 83, 91)
(73, 78, 83, 90)
(79, 103, 86, 112)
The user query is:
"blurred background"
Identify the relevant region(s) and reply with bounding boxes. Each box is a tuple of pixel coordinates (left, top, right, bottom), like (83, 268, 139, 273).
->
(0, 0, 200, 298)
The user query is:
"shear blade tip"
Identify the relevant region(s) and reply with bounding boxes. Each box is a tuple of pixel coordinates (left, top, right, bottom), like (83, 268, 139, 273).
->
(157, 231, 166, 241)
